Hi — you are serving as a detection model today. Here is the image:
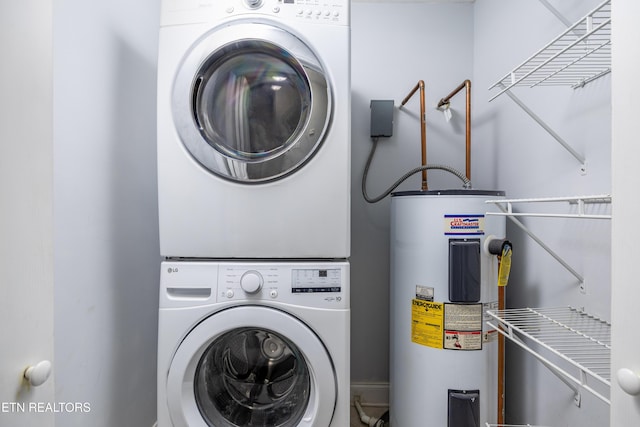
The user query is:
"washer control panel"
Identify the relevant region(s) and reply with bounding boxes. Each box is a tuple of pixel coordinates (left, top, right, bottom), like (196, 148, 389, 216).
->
(160, 261, 349, 308)
(220, 265, 281, 299)
(291, 268, 342, 293)
(221, 263, 348, 308)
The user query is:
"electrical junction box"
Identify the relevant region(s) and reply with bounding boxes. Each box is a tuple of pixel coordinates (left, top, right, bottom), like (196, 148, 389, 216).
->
(370, 100, 394, 137)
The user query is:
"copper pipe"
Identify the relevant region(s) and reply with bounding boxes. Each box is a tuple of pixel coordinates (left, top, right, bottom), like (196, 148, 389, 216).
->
(401, 80, 427, 190)
(437, 79, 472, 180)
(497, 280, 506, 425)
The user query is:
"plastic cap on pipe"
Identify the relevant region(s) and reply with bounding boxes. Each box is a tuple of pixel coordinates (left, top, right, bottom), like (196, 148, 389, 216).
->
(484, 236, 512, 256)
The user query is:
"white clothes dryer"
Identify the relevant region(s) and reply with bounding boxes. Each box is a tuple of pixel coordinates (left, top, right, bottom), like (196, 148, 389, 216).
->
(157, 260, 350, 427)
(157, 0, 351, 259)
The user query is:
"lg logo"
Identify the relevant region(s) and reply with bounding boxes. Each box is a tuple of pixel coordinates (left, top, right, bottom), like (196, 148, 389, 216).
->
(167, 267, 179, 274)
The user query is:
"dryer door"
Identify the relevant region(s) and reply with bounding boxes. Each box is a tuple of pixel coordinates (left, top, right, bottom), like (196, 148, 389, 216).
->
(166, 306, 337, 427)
(172, 22, 331, 184)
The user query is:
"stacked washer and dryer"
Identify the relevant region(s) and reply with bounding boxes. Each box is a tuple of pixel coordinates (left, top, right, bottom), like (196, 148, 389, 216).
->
(156, 1, 351, 426)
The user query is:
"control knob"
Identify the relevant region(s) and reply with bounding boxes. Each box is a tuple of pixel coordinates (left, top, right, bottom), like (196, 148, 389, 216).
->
(244, 0, 263, 8)
(240, 271, 263, 294)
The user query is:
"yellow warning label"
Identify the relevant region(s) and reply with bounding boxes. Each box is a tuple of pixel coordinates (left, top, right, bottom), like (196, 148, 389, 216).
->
(411, 299, 444, 349)
(498, 245, 512, 287)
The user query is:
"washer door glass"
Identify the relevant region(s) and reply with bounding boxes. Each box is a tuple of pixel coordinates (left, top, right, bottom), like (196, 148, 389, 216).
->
(172, 23, 331, 183)
(195, 328, 310, 426)
(165, 306, 337, 427)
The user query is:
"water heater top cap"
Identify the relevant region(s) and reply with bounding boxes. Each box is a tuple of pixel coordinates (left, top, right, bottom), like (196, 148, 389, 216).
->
(391, 189, 505, 197)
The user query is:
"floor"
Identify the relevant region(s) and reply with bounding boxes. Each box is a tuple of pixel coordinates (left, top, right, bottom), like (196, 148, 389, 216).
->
(350, 404, 389, 427)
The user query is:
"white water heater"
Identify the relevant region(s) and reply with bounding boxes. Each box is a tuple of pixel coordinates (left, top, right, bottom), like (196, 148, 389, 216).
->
(390, 190, 506, 427)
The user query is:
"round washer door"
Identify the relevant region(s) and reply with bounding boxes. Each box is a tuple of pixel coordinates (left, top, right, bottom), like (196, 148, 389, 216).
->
(166, 306, 337, 427)
(172, 22, 331, 184)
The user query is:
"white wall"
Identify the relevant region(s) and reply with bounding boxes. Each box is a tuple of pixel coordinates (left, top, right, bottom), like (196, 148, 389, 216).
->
(0, 1, 55, 426)
(353, 1, 612, 426)
(473, 0, 611, 425)
(351, 1, 476, 386)
(53, 1, 160, 426)
(41, 1, 616, 425)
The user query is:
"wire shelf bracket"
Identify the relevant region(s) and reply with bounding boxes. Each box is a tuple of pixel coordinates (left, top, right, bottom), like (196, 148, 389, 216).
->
(485, 195, 611, 293)
(495, 86, 587, 172)
(487, 0, 611, 172)
(489, 0, 611, 97)
(486, 194, 612, 220)
(486, 307, 611, 406)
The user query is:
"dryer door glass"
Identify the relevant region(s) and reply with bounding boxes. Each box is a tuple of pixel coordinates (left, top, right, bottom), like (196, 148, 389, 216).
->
(194, 327, 311, 427)
(173, 24, 331, 184)
(194, 45, 309, 161)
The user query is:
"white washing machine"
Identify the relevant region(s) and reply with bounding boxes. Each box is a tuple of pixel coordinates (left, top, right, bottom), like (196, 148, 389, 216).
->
(157, 260, 350, 427)
(157, 0, 351, 259)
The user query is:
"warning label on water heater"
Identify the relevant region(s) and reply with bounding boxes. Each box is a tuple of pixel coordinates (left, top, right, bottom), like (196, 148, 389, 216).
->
(444, 214, 485, 235)
(411, 299, 444, 349)
(444, 330, 482, 350)
(443, 303, 483, 350)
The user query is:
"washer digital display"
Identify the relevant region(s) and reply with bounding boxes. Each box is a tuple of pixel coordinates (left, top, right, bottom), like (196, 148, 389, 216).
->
(292, 269, 341, 293)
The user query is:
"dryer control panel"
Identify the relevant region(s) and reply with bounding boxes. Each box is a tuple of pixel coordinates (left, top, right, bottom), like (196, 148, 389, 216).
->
(229, 0, 349, 25)
(161, 0, 349, 26)
(279, 0, 349, 24)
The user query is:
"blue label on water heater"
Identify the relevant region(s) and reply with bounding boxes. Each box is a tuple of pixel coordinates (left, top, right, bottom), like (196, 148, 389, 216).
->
(444, 214, 485, 235)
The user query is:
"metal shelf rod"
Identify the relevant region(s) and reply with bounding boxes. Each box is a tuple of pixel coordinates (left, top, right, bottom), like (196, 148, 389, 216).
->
(532, 39, 610, 88)
(487, 212, 610, 219)
(488, 322, 609, 403)
(487, 194, 610, 203)
(487, 306, 611, 405)
(490, 16, 611, 100)
(496, 85, 587, 167)
(485, 195, 611, 219)
(486, 202, 585, 286)
(489, 0, 611, 96)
